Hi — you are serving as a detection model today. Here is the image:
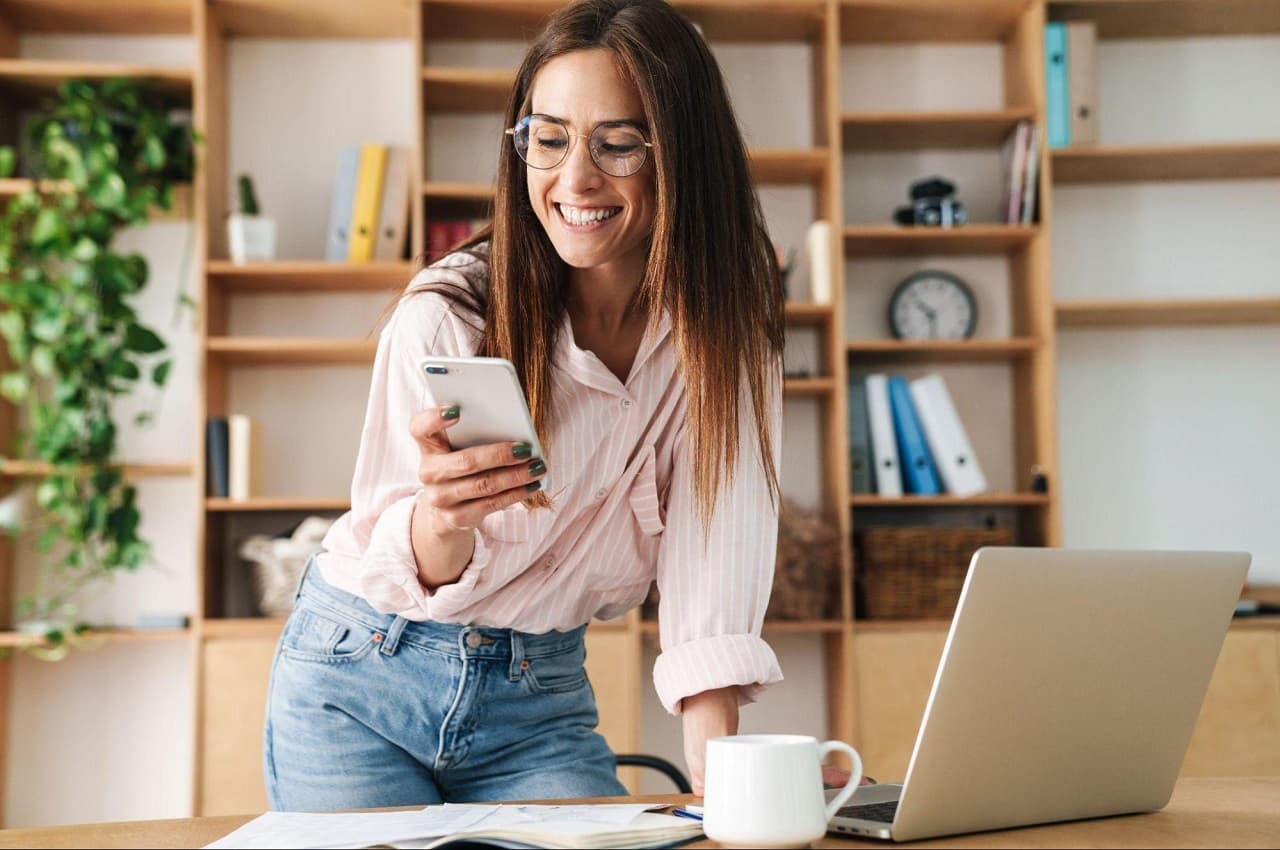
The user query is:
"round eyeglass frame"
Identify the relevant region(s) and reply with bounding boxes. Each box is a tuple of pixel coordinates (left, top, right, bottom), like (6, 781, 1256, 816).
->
(505, 114, 654, 177)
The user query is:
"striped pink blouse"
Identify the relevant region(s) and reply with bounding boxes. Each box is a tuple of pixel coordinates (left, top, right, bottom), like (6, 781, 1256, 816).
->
(317, 249, 784, 714)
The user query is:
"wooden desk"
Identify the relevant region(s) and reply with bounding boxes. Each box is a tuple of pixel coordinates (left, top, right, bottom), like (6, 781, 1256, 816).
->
(1, 778, 1276, 849)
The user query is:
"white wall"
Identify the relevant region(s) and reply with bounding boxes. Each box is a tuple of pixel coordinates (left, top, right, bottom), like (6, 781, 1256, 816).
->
(7, 26, 1278, 828)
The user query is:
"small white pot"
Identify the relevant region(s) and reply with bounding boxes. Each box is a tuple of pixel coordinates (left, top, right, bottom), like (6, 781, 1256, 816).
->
(227, 213, 277, 265)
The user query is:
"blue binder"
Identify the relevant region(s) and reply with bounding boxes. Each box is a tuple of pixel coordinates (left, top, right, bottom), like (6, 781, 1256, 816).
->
(888, 376, 941, 495)
(1045, 22, 1072, 149)
(325, 145, 361, 261)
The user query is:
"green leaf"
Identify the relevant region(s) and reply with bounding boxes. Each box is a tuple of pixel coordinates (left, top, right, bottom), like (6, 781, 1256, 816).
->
(70, 237, 99, 263)
(142, 135, 166, 171)
(31, 346, 55, 377)
(0, 372, 30, 403)
(0, 145, 14, 179)
(0, 312, 24, 343)
(134, 411, 155, 427)
(151, 359, 171, 387)
(31, 313, 65, 343)
(31, 208, 65, 247)
(124, 323, 165, 354)
(88, 172, 127, 210)
(107, 358, 141, 381)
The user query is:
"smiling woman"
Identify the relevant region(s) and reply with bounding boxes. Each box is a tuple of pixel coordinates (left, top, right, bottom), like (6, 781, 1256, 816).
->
(265, 0, 787, 813)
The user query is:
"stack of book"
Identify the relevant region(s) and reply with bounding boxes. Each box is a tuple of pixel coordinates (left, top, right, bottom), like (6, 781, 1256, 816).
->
(427, 218, 488, 261)
(206, 415, 261, 500)
(848, 373, 987, 498)
(1000, 120, 1042, 225)
(325, 144, 413, 263)
(1045, 20, 1099, 149)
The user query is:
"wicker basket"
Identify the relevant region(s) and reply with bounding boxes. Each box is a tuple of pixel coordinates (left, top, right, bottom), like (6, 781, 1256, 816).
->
(855, 526, 1012, 620)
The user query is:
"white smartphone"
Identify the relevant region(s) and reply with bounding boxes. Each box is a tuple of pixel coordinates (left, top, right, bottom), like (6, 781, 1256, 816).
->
(419, 356, 549, 492)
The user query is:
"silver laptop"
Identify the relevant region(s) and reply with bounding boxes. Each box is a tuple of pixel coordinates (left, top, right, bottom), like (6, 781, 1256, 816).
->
(828, 547, 1250, 842)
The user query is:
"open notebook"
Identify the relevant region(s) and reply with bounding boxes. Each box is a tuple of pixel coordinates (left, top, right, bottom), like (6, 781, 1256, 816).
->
(411, 811, 702, 849)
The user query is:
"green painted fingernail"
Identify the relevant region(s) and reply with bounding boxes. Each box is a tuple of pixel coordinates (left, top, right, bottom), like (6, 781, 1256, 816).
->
(442, 406, 460, 420)
(513, 442, 532, 459)
(528, 460, 546, 476)
(525, 481, 542, 492)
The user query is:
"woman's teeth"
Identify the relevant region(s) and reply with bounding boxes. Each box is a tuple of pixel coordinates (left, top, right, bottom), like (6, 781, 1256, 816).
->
(557, 204, 621, 226)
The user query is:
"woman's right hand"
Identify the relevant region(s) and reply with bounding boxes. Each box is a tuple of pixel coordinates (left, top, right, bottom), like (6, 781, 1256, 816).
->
(408, 404, 547, 538)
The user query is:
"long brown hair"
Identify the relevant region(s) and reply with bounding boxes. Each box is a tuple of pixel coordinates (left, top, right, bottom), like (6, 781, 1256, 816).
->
(401, 0, 783, 526)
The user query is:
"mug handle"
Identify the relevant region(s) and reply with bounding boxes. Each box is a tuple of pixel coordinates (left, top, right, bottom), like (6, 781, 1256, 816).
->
(818, 740, 864, 822)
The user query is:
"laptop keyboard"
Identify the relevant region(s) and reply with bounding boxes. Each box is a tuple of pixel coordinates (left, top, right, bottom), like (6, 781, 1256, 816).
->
(836, 800, 899, 823)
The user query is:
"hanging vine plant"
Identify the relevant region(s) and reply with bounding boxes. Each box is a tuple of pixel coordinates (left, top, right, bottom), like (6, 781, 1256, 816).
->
(0, 77, 199, 653)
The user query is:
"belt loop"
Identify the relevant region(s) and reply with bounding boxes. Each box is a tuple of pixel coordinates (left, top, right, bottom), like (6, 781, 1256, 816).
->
(381, 616, 408, 657)
(509, 631, 525, 682)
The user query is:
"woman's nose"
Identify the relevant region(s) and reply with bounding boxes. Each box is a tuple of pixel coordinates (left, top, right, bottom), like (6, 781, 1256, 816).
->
(559, 135, 603, 194)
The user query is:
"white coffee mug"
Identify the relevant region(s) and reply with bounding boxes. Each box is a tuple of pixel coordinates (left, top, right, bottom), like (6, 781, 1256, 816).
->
(703, 733, 863, 847)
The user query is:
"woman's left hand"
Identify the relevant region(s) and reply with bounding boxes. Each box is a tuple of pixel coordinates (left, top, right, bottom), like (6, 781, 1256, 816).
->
(822, 766, 877, 788)
(680, 686, 739, 796)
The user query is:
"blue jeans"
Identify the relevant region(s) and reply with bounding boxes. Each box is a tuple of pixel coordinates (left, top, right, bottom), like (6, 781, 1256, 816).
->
(263, 558, 629, 811)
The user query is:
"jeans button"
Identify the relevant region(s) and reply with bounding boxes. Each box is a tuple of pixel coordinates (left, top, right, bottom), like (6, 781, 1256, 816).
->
(466, 632, 483, 648)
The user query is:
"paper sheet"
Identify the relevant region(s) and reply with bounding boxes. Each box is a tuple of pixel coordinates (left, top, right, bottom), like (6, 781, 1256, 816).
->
(204, 805, 498, 849)
(206, 803, 665, 849)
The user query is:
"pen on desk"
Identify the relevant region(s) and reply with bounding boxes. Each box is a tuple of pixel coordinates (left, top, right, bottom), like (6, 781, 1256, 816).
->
(672, 807, 703, 821)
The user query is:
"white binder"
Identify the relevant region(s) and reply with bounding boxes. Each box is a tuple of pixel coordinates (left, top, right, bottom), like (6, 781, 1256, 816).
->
(909, 374, 987, 496)
(865, 373, 902, 497)
(806, 220, 832, 304)
(374, 146, 411, 261)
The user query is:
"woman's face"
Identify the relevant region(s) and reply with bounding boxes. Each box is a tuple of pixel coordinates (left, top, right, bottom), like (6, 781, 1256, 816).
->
(524, 49, 656, 275)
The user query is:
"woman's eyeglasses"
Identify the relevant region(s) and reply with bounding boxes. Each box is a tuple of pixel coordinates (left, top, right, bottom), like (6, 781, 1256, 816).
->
(506, 114, 652, 177)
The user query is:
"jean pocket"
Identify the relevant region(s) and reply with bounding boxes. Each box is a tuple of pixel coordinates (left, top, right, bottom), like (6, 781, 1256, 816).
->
(279, 606, 378, 664)
(523, 644, 589, 695)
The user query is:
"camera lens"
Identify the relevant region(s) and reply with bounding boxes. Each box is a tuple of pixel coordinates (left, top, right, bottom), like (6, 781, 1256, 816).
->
(425, 366, 448, 375)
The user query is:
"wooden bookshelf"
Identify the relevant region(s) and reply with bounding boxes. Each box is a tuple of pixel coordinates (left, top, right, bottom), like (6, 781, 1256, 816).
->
(205, 260, 413, 293)
(850, 493, 1052, 508)
(205, 337, 376, 366)
(1053, 142, 1280, 183)
(422, 181, 495, 202)
(0, 0, 192, 34)
(843, 224, 1040, 257)
(422, 66, 512, 111)
(0, 459, 193, 478)
(0, 58, 191, 100)
(783, 377, 836, 398)
(840, 0, 1030, 43)
(784, 302, 835, 326)
(205, 498, 350, 513)
(1049, 0, 1280, 39)
(0, 628, 191, 648)
(843, 108, 1037, 150)
(1056, 297, 1280, 328)
(846, 337, 1039, 362)
(748, 148, 829, 184)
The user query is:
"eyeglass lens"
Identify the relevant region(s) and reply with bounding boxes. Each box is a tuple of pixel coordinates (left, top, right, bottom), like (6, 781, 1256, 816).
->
(512, 117, 648, 177)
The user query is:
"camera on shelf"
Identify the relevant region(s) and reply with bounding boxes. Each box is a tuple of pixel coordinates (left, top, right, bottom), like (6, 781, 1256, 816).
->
(894, 175, 967, 228)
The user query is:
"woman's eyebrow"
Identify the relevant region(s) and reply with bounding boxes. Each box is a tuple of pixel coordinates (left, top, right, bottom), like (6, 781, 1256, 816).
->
(533, 113, 648, 130)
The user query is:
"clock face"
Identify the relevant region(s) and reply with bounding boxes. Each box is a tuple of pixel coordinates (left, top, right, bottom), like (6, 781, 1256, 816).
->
(888, 271, 977, 340)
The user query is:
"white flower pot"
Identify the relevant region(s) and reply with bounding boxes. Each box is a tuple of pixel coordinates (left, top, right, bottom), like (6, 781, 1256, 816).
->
(227, 213, 277, 265)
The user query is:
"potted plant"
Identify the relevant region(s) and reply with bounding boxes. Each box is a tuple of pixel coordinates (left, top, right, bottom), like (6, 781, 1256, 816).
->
(0, 77, 198, 651)
(226, 173, 276, 265)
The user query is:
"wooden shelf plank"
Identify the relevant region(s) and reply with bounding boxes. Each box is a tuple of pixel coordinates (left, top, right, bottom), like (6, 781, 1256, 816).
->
(853, 619, 951, 633)
(0, 627, 191, 648)
(1049, 0, 1280, 39)
(422, 1, 825, 42)
(0, 0, 192, 34)
(850, 492, 1051, 508)
(843, 224, 1039, 257)
(784, 377, 836, 398)
(0, 58, 192, 102)
(840, 0, 1028, 43)
(422, 66, 514, 112)
(1052, 142, 1280, 183)
(847, 338, 1038, 362)
(784, 302, 835, 326)
(212, 0, 413, 38)
(205, 498, 350, 513)
(1, 178, 194, 221)
(843, 108, 1036, 150)
(0, 459, 193, 478)
(200, 618, 286, 640)
(748, 148, 829, 184)
(205, 337, 376, 366)
(423, 181, 496, 202)
(206, 260, 414, 293)
(1057, 297, 1280, 328)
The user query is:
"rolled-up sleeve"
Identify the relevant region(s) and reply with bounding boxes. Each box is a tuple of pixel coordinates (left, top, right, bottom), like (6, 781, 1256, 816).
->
(320, 261, 496, 620)
(651, 364, 785, 714)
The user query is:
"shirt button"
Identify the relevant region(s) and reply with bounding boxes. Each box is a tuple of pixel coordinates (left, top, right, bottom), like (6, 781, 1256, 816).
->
(595, 488, 606, 500)
(620, 399, 633, 409)
(465, 632, 483, 648)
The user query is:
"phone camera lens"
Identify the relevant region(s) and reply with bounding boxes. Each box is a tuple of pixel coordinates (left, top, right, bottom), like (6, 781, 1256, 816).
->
(426, 366, 448, 375)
